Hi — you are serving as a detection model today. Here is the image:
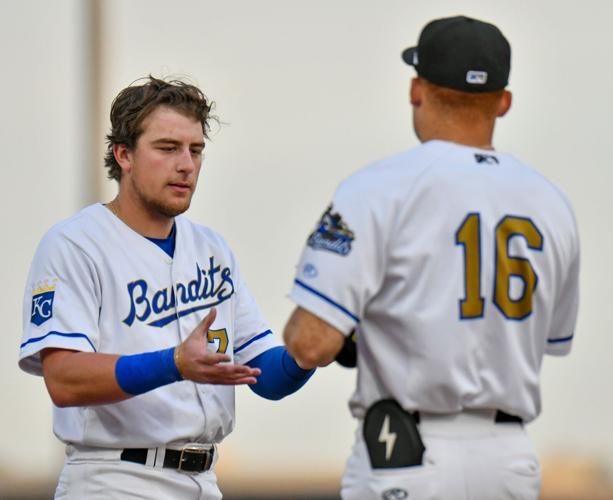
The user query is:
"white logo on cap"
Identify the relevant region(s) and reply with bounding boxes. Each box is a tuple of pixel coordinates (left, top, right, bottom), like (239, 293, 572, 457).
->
(466, 70, 488, 84)
(413, 51, 419, 65)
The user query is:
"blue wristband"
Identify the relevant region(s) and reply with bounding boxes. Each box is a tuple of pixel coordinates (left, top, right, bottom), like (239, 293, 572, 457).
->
(115, 347, 182, 396)
(246, 346, 315, 400)
(281, 349, 314, 380)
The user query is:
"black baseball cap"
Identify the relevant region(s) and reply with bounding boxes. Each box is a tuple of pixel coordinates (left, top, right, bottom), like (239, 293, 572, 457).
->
(402, 16, 511, 93)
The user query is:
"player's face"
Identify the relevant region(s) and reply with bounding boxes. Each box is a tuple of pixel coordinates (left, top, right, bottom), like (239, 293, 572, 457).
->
(124, 106, 205, 218)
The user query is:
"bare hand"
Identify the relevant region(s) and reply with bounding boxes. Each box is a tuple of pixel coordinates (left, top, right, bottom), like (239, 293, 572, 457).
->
(176, 308, 261, 385)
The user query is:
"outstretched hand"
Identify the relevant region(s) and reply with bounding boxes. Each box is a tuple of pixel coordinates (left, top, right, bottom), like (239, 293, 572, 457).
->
(176, 308, 261, 385)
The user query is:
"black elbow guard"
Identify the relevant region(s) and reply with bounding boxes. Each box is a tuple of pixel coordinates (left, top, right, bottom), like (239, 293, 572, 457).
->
(335, 330, 357, 368)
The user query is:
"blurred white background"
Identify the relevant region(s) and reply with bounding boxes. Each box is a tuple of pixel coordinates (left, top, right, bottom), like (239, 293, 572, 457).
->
(1, 0, 611, 496)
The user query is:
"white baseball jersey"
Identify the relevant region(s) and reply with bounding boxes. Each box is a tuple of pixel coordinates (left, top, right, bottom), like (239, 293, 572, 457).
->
(20, 203, 280, 447)
(290, 140, 579, 423)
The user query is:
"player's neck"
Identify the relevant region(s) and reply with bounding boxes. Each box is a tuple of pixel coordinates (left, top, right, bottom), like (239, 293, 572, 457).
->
(419, 127, 495, 150)
(417, 115, 496, 150)
(106, 195, 175, 239)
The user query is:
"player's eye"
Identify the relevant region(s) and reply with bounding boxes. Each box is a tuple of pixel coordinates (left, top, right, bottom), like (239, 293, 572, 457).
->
(191, 148, 203, 156)
(158, 146, 176, 152)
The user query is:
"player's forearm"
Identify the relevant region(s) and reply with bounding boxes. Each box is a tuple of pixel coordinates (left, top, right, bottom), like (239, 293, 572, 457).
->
(42, 347, 188, 407)
(283, 307, 345, 369)
(41, 349, 129, 407)
(284, 336, 334, 369)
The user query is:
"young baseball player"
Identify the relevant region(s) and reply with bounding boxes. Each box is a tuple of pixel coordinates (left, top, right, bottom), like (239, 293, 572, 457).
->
(19, 76, 314, 499)
(284, 16, 579, 500)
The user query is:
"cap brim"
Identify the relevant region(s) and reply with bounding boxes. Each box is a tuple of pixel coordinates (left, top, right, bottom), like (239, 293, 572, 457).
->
(402, 46, 417, 66)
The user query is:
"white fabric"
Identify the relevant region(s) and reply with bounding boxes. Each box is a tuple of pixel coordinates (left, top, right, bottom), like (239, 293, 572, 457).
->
(54, 443, 221, 499)
(341, 413, 540, 500)
(290, 140, 579, 423)
(19, 203, 280, 447)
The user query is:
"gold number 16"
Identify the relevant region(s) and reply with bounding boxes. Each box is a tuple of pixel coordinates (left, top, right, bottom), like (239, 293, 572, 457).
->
(455, 213, 543, 320)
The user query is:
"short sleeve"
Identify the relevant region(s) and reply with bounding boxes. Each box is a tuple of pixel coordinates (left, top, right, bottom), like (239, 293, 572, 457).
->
(19, 232, 101, 375)
(545, 238, 580, 356)
(232, 265, 281, 365)
(288, 179, 386, 335)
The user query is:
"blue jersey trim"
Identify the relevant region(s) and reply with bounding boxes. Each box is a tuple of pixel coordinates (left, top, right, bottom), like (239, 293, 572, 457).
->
(146, 222, 177, 258)
(20, 331, 97, 352)
(547, 334, 574, 344)
(234, 329, 273, 354)
(294, 279, 360, 323)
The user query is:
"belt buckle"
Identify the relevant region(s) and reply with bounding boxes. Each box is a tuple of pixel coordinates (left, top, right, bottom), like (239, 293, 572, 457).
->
(178, 443, 212, 473)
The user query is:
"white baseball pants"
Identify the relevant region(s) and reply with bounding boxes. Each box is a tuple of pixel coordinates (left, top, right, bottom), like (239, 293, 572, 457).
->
(341, 410, 541, 500)
(54, 444, 222, 499)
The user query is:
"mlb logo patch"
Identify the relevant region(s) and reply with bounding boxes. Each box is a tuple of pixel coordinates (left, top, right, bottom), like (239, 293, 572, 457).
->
(466, 70, 488, 85)
(31, 281, 57, 326)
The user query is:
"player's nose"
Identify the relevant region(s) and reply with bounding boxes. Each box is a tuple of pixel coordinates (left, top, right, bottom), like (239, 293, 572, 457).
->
(176, 147, 198, 174)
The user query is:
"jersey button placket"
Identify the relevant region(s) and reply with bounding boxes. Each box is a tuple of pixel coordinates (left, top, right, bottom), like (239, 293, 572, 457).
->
(170, 258, 210, 441)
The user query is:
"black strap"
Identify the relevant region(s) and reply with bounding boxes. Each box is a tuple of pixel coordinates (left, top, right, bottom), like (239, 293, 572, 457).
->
(120, 448, 148, 465)
(412, 409, 522, 424)
(120, 447, 214, 472)
(495, 410, 523, 424)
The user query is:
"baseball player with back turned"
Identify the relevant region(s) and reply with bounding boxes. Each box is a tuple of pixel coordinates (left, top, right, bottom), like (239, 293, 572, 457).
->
(19, 76, 314, 499)
(284, 16, 579, 500)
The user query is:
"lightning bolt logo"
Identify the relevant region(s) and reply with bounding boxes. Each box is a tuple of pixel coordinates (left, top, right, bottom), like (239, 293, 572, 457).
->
(378, 414, 397, 461)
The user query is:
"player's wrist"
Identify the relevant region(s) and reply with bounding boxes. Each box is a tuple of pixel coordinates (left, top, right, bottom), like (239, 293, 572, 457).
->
(173, 345, 185, 379)
(115, 347, 184, 396)
(281, 349, 315, 379)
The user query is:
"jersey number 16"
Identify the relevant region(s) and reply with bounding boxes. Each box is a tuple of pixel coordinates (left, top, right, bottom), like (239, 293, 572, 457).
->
(455, 213, 543, 320)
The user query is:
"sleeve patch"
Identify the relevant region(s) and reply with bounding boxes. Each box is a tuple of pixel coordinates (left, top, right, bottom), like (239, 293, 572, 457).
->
(30, 279, 58, 326)
(307, 204, 355, 256)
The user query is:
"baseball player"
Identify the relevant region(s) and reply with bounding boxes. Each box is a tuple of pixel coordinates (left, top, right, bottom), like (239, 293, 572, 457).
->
(19, 76, 314, 499)
(284, 16, 579, 500)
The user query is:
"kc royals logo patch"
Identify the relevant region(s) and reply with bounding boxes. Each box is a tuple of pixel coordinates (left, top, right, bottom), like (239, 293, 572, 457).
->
(307, 204, 355, 256)
(31, 279, 58, 326)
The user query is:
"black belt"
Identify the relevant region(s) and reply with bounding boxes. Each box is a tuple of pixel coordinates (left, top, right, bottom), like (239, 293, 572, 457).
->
(120, 445, 214, 473)
(494, 410, 523, 424)
(413, 410, 523, 425)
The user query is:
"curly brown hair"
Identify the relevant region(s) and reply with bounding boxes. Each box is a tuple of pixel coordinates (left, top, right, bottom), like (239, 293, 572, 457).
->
(104, 76, 215, 181)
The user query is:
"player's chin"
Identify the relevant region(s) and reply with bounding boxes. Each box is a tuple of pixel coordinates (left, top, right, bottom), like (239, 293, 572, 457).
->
(157, 197, 193, 217)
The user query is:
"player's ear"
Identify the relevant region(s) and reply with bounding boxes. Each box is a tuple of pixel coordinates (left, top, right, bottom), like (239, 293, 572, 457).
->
(410, 77, 423, 107)
(113, 144, 133, 174)
(496, 90, 512, 117)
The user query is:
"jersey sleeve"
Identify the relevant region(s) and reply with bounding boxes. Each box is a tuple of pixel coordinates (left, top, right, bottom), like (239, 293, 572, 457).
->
(545, 233, 580, 356)
(231, 262, 281, 365)
(19, 231, 101, 376)
(288, 178, 386, 335)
